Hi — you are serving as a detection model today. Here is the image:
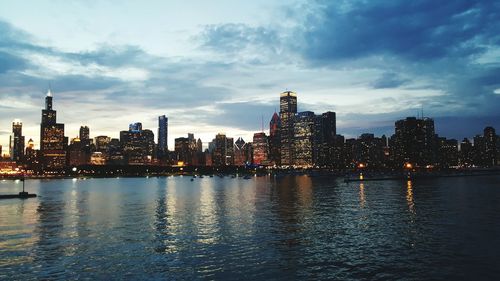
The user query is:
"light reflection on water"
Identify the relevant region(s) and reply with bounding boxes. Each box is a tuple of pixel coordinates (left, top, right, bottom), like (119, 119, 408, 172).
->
(1, 175, 500, 280)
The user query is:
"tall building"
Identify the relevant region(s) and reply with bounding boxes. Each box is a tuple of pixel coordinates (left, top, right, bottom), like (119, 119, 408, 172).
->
(79, 126, 90, 144)
(213, 133, 227, 166)
(158, 115, 168, 158)
(252, 132, 269, 165)
(174, 134, 197, 165)
(293, 111, 315, 167)
(269, 112, 281, 165)
(279, 91, 297, 165)
(40, 89, 67, 169)
(120, 123, 155, 165)
(320, 111, 336, 166)
(391, 117, 436, 168)
(483, 126, 497, 166)
(24, 138, 41, 171)
(9, 119, 25, 163)
(68, 138, 87, 167)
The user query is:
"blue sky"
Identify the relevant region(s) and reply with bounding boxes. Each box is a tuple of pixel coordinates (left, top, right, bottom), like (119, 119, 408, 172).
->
(0, 0, 499, 150)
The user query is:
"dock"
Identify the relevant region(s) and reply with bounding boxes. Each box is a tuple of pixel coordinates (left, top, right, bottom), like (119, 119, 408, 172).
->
(0, 191, 37, 200)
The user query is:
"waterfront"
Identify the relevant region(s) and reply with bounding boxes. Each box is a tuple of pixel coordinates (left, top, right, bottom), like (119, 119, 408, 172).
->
(1, 175, 499, 280)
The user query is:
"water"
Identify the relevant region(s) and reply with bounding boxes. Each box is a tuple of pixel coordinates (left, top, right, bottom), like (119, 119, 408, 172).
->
(1, 175, 499, 280)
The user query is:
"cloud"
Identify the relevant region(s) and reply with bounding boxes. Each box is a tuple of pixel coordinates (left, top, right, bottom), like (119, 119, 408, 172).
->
(299, 0, 500, 62)
(371, 73, 409, 89)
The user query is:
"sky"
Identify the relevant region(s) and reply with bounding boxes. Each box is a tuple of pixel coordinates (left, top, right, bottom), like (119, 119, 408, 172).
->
(0, 0, 499, 151)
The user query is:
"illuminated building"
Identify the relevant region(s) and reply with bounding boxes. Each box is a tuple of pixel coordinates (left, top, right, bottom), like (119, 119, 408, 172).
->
(79, 126, 90, 144)
(352, 134, 386, 168)
(90, 152, 106, 165)
(234, 137, 247, 165)
(279, 91, 297, 166)
(24, 139, 41, 171)
(175, 136, 192, 165)
(268, 112, 281, 165)
(252, 132, 269, 165)
(213, 133, 227, 166)
(483, 127, 497, 166)
(391, 117, 436, 168)
(9, 119, 25, 163)
(40, 89, 67, 170)
(293, 111, 315, 167)
(459, 138, 473, 167)
(158, 115, 168, 158)
(436, 137, 459, 168)
(95, 136, 111, 153)
(107, 138, 124, 165)
(68, 137, 87, 166)
(226, 137, 235, 165)
(318, 112, 336, 166)
(120, 123, 155, 165)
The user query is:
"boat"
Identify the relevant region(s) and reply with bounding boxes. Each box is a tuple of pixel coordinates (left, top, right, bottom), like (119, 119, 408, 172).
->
(243, 175, 252, 180)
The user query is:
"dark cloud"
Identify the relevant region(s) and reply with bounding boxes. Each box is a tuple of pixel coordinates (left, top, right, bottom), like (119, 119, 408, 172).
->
(300, 0, 500, 62)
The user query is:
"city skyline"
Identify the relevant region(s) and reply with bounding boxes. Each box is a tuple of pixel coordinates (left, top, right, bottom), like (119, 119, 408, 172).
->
(1, 1, 499, 150)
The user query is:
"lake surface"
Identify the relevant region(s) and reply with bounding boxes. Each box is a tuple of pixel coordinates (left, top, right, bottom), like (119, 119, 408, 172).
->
(1, 175, 499, 280)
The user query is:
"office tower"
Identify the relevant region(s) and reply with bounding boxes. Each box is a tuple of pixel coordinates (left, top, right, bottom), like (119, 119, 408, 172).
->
(158, 115, 168, 158)
(79, 126, 90, 143)
(391, 117, 436, 168)
(94, 136, 111, 152)
(120, 123, 154, 165)
(234, 137, 247, 165)
(175, 136, 192, 165)
(293, 111, 315, 167)
(483, 127, 497, 166)
(9, 119, 25, 163)
(107, 138, 124, 165)
(68, 138, 86, 167)
(279, 91, 297, 165)
(40, 89, 67, 169)
(213, 133, 227, 166)
(196, 138, 203, 153)
(437, 137, 459, 168)
(252, 132, 269, 165)
(352, 134, 386, 168)
(320, 111, 336, 166)
(225, 137, 235, 165)
(24, 138, 40, 171)
(269, 112, 281, 165)
(459, 138, 473, 167)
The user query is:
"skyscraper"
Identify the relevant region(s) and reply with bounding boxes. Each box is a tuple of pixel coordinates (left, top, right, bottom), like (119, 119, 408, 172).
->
(9, 119, 25, 163)
(319, 111, 336, 166)
(391, 117, 436, 167)
(269, 112, 281, 165)
(279, 91, 297, 166)
(252, 132, 269, 165)
(293, 111, 315, 167)
(120, 123, 155, 165)
(79, 126, 90, 144)
(158, 115, 168, 158)
(40, 89, 67, 169)
(483, 126, 497, 166)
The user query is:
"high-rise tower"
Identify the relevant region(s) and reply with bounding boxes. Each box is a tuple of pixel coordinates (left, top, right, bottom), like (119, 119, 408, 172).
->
(279, 91, 297, 165)
(40, 89, 67, 169)
(158, 115, 168, 158)
(9, 119, 25, 163)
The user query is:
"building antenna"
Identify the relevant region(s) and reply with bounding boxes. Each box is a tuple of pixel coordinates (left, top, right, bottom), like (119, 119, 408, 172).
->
(421, 105, 424, 119)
